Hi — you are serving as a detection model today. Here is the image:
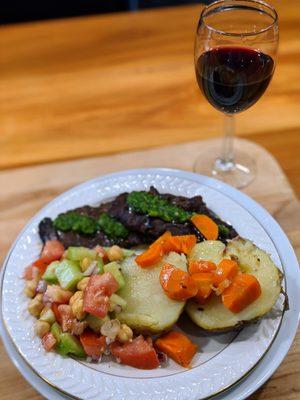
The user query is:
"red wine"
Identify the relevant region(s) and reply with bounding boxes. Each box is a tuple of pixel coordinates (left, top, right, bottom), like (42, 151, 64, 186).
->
(196, 46, 274, 114)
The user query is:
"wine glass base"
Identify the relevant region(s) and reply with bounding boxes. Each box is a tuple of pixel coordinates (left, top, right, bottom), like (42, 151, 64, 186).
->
(194, 148, 256, 189)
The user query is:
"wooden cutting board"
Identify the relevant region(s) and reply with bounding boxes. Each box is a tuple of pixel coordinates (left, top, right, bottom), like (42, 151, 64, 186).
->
(0, 138, 299, 400)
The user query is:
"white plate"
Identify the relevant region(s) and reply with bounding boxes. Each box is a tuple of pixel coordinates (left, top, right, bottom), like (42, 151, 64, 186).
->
(1, 168, 299, 400)
(0, 299, 297, 400)
(0, 313, 67, 400)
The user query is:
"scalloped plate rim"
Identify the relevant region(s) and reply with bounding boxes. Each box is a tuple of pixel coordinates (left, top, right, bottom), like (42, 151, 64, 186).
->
(1, 168, 299, 400)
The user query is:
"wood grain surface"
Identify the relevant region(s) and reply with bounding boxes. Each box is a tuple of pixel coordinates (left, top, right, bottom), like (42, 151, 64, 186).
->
(0, 0, 300, 398)
(0, 139, 299, 400)
(0, 1, 300, 198)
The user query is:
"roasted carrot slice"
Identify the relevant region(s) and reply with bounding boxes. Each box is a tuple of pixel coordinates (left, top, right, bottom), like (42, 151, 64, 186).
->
(135, 245, 164, 268)
(222, 273, 261, 313)
(188, 260, 217, 275)
(167, 235, 197, 255)
(192, 272, 214, 303)
(136, 233, 197, 267)
(155, 331, 197, 368)
(160, 264, 198, 301)
(150, 231, 172, 250)
(213, 259, 239, 294)
(191, 214, 219, 240)
(136, 232, 172, 267)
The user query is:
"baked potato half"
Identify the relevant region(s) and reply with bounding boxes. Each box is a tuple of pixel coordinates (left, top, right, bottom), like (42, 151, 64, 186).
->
(117, 252, 187, 334)
(186, 238, 282, 331)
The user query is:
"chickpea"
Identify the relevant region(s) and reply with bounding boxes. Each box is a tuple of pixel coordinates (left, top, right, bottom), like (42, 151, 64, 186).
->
(69, 291, 83, 306)
(35, 293, 44, 302)
(77, 277, 90, 291)
(24, 280, 37, 298)
(117, 324, 133, 343)
(28, 296, 44, 317)
(70, 291, 85, 320)
(35, 320, 50, 338)
(80, 257, 91, 272)
(107, 245, 123, 262)
(40, 307, 56, 325)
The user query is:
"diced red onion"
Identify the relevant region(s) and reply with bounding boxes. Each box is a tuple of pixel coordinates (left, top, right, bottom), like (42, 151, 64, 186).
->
(42, 293, 52, 307)
(113, 304, 122, 314)
(86, 355, 102, 363)
(157, 351, 169, 367)
(91, 354, 102, 363)
(104, 347, 111, 356)
(105, 336, 113, 345)
(83, 261, 99, 277)
(36, 280, 47, 294)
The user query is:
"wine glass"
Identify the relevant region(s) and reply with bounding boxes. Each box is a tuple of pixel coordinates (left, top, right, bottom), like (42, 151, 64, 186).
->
(194, 0, 279, 188)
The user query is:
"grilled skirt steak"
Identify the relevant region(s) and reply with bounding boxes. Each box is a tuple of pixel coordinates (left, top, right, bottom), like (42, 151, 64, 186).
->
(39, 187, 237, 248)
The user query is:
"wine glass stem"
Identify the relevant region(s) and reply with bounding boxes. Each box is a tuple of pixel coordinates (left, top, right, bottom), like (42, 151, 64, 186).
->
(217, 114, 235, 171)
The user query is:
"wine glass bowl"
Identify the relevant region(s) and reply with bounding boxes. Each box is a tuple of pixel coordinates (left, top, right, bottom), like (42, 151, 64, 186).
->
(194, 0, 278, 188)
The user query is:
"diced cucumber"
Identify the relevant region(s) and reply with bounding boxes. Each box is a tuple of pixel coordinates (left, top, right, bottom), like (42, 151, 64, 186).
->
(51, 322, 62, 344)
(96, 257, 104, 274)
(86, 314, 110, 333)
(66, 246, 97, 261)
(42, 261, 59, 284)
(122, 249, 135, 257)
(109, 293, 127, 310)
(104, 262, 125, 289)
(56, 333, 86, 358)
(55, 259, 83, 290)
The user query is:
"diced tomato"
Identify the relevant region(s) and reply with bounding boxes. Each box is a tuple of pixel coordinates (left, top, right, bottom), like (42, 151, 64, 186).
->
(23, 264, 40, 281)
(23, 265, 33, 280)
(33, 258, 49, 274)
(44, 285, 73, 304)
(110, 336, 159, 370)
(80, 330, 106, 357)
(94, 246, 108, 263)
(42, 332, 57, 351)
(52, 303, 62, 324)
(24, 240, 64, 280)
(83, 293, 109, 318)
(58, 304, 74, 332)
(41, 240, 65, 264)
(94, 273, 119, 297)
(83, 273, 119, 318)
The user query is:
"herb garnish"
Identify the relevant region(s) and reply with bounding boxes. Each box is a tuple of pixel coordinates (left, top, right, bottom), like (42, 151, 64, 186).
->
(127, 191, 192, 223)
(53, 212, 129, 239)
(98, 213, 129, 238)
(218, 224, 230, 238)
